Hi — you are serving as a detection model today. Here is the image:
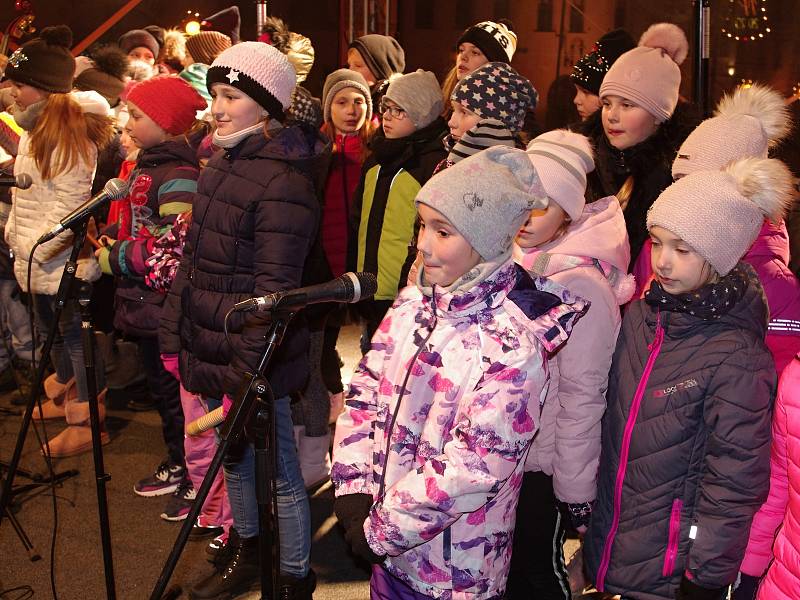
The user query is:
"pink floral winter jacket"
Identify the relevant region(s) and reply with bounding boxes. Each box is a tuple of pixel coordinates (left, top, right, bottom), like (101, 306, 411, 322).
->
(332, 261, 587, 599)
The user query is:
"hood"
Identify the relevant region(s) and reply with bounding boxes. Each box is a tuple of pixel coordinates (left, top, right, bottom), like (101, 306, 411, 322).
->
(137, 131, 203, 168)
(744, 219, 790, 264)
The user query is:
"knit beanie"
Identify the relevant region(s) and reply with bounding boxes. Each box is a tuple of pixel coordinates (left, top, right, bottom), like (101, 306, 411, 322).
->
(322, 69, 372, 126)
(118, 29, 160, 59)
(4, 25, 75, 93)
(416, 146, 549, 260)
(452, 62, 538, 134)
(384, 70, 442, 130)
(526, 130, 595, 221)
(126, 76, 206, 135)
(201, 6, 241, 45)
(673, 83, 791, 178)
(448, 118, 515, 164)
(348, 35, 406, 82)
(207, 42, 296, 121)
(457, 20, 517, 63)
(286, 86, 323, 130)
(571, 29, 636, 95)
(74, 46, 129, 107)
(186, 31, 231, 66)
(647, 157, 794, 276)
(179, 63, 212, 104)
(600, 23, 689, 122)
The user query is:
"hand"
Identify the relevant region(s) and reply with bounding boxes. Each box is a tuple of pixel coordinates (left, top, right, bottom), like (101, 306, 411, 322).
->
(334, 493, 374, 532)
(160, 353, 180, 381)
(730, 573, 759, 600)
(407, 251, 422, 286)
(343, 520, 385, 565)
(222, 394, 233, 418)
(676, 575, 729, 600)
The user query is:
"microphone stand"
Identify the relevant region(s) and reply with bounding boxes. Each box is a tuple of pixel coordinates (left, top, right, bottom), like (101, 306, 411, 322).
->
(0, 219, 117, 599)
(150, 312, 291, 600)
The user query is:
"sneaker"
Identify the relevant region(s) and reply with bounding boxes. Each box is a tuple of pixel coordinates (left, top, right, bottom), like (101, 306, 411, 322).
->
(189, 515, 224, 539)
(134, 460, 185, 497)
(160, 478, 196, 521)
(205, 531, 229, 560)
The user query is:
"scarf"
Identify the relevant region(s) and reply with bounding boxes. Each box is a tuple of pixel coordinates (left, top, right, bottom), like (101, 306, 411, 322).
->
(644, 265, 749, 320)
(12, 99, 47, 132)
(212, 121, 267, 149)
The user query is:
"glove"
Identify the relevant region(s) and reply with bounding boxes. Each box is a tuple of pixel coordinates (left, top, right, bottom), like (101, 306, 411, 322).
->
(160, 353, 179, 381)
(566, 501, 593, 533)
(730, 573, 760, 600)
(675, 575, 729, 600)
(222, 394, 233, 418)
(334, 493, 374, 532)
(343, 519, 385, 565)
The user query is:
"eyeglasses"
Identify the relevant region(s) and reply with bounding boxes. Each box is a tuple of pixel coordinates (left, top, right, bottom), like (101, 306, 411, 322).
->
(379, 101, 407, 119)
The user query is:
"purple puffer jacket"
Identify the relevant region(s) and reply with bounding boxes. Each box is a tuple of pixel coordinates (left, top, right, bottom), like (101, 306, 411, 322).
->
(332, 261, 587, 599)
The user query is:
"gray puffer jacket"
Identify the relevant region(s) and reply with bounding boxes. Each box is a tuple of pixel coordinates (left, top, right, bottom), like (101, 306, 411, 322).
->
(584, 262, 776, 600)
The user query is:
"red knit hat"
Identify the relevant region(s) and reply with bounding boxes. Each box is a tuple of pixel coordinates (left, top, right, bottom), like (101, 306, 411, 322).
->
(126, 76, 207, 135)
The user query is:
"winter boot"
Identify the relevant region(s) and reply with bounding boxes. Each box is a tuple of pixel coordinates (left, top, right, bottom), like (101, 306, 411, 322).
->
(278, 569, 317, 600)
(298, 431, 331, 490)
(32, 375, 74, 420)
(189, 528, 260, 599)
(43, 393, 109, 458)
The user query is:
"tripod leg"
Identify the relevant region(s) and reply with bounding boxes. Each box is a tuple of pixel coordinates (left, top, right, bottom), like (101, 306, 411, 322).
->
(4, 507, 42, 561)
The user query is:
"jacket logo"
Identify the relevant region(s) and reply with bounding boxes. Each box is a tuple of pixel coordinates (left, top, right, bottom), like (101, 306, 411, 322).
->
(653, 378, 698, 398)
(129, 173, 153, 207)
(463, 192, 484, 211)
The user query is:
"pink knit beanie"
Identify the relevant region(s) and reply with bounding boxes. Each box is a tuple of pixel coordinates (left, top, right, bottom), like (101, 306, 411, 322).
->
(647, 157, 794, 275)
(206, 42, 296, 121)
(126, 76, 207, 135)
(526, 130, 594, 221)
(600, 23, 689, 122)
(672, 83, 791, 178)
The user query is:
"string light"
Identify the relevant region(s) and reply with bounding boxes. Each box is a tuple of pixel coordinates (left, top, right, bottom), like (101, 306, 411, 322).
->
(722, 0, 770, 42)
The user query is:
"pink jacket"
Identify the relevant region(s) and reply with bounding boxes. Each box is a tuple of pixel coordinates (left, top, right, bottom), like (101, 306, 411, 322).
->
(514, 197, 633, 503)
(744, 356, 800, 599)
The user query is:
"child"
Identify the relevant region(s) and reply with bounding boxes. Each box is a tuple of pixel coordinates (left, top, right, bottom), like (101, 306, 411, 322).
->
(584, 156, 793, 600)
(350, 69, 447, 351)
(332, 145, 587, 599)
(507, 130, 633, 599)
(159, 41, 328, 599)
(117, 28, 161, 66)
(346, 34, 405, 107)
(4, 26, 115, 456)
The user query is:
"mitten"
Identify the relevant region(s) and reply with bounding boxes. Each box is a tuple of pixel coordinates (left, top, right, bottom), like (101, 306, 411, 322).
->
(343, 520, 385, 564)
(730, 573, 760, 600)
(334, 493, 373, 532)
(676, 575, 728, 600)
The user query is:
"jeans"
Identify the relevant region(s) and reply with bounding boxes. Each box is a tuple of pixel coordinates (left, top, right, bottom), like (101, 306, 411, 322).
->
(138, 337, 184, 465)
(0, 279, 38, 366)
(221, 395, 311, 577)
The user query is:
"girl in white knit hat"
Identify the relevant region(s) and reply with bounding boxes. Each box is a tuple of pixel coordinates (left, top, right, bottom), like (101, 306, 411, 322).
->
(584, 156, 793, 600)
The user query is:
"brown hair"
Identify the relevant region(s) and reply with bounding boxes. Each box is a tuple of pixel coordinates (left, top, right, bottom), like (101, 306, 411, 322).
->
(441, 65, 458, 118)
(320, 118, 376, 163)
(30, 93, 114, 181)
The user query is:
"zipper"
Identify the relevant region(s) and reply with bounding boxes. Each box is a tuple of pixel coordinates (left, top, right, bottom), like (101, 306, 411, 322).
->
(595, 313, 665, 590)
(662, 498, 683, 577)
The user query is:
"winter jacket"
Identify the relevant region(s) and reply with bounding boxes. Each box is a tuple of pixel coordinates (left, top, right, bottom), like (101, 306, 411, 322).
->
(515, 197, 633, 504)
(332, 261, 587, 599)
(321, 133, 365, 278)
(752, 356, 800, 599)
(159, 124, 330, 401)
(584, 262, 776, 600)
(349, 118, 447, 301)
(575, 102, 700, 269)
(98, 135, 200, 337)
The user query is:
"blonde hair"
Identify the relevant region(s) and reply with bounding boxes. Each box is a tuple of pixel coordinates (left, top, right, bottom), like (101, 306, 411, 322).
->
(320, 118, 375, 162)
(616, 176, 634, 211)
(441, 65, 458, 118)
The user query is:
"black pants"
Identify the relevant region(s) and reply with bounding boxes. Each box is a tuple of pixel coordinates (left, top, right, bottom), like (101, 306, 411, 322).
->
(506, 471, 571, 600)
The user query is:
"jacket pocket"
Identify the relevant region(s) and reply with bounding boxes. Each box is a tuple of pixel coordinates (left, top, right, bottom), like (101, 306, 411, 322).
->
(662, 498, 683, 577)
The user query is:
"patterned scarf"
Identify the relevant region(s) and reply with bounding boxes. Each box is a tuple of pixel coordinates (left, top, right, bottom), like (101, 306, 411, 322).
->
(644, 265, 749, 320)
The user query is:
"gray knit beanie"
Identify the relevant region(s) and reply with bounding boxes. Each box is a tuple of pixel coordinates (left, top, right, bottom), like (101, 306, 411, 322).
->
(322, 68, 373, 126)
(416, 146, 549, 260)
(383, 69, 443, 130)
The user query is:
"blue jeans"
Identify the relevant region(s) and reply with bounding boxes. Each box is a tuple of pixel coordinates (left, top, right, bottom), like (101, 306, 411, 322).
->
(217, 395, 311, 577)
(0, 279, 38, 366)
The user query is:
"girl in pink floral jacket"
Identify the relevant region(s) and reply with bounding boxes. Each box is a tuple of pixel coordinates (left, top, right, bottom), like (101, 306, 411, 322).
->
(332, 146, 587, 599)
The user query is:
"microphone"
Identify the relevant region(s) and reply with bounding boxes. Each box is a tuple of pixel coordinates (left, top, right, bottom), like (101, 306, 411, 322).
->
(0, 173, 32, 189)
(186, 407, 225, 436)
(232, 271, 378, 313)
(37, 178, 129, 244)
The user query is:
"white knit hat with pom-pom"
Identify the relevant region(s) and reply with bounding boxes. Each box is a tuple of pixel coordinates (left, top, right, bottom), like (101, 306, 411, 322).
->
(647, 157, 794, 275)
(600, 23, 689, 122)
(672, 83, 792, 178)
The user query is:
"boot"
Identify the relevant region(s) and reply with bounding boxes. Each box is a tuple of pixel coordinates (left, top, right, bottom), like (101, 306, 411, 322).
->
(190, 529, 260, 599)
(32, 374, 74, 419)
(43, 373, 74, 404)
(278, 569, 317, 600)
(298, 431, 331, 490)
(42, 392, 109, 458)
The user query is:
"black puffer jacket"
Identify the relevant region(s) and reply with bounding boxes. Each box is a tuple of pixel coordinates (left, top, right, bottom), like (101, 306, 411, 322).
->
(584, 263, 776, 600)
(575, 102, 700, 269)
(159, 123, 330, 400)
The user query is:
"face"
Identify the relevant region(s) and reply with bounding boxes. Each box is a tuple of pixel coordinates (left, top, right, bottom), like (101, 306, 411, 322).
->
(649, 226, 718, 295)
(448, 101, 481, 141)
(574, 85, 601, 121)
(128, 46, 156, 65)
(456, 42, 488, 80)
(516, 202, 568, 249)
(601, 95, 660, 150)
(417, 204, 482, 287)
(347, 48, 376, 87)
(119, 130, 137, 157)
(330, 87, 368, 136)
(124, 101, 168, 149)
(381, 99, 416, 139)
(210, 83, 264, 136)
(8, 81, 47, 111)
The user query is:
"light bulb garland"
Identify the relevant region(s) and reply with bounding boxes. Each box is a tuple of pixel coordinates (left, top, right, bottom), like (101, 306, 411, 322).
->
(722, 0, 771, 42)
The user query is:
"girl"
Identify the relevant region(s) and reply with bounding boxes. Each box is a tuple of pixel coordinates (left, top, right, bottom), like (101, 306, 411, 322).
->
(346, 34, 405, 108)
(159, 41, 328, 599)
(507, 130, 633, 599)
(332, 145, 587, 599)
(577, 22, 700, 269)
(583, 157, 793, 600)
(4, 26, 115, 457)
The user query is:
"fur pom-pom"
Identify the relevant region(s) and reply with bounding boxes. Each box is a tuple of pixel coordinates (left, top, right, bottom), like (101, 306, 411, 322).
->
(161, 29, 187, 62)
(40, 25, 73, 49)
(726, 157, 796, 222)
(639, 23, 688, 65)
(90, 46, 130, 80)
(716, 83, 792, 146)
(261, 16, 291, 54)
